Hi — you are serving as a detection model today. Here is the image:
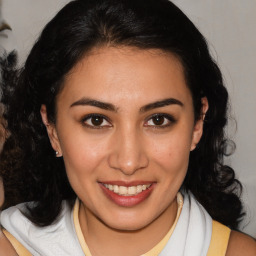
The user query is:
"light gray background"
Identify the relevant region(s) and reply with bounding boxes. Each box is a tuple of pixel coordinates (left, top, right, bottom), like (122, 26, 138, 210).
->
(1, 0, 256, 238)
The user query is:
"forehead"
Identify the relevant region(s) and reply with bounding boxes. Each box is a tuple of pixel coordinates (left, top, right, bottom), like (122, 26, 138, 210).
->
(59, 46, 192, 109)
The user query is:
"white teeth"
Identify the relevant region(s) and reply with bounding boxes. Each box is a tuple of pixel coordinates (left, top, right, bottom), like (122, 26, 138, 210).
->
(119, 186, 127, 195)
(104, 184, 151, 196)
(113, 185, 119, 193)
(136, 185, 142, 193)
(128, 186, 136, 195)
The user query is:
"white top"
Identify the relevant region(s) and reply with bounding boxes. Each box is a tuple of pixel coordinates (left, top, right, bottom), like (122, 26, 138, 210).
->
(0, 192, 212, 256)
(1, 201, 84, 255)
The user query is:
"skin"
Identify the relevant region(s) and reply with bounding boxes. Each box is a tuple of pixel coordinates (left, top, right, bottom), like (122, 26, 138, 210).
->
(226, 231, 256, 256)
(41, 46, 208, 255)
(0, 46, 254, 255)
(38, 46, 256, 255)
(0, 230, 18, 256)
(0, 46, 255, 255)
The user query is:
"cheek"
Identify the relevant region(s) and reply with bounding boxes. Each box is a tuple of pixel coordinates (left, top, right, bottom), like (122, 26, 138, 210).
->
(149, 134, 192, 198)
(59, 133, 111, 200)
(59, 131, 108, 178)
(149, 129, 193, 174)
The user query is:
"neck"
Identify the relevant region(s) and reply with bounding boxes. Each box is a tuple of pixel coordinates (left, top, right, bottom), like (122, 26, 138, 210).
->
(79, 198, 178, 256)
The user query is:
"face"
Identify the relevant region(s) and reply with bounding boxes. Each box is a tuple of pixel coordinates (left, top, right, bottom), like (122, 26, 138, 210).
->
(41, 46, 207, 232)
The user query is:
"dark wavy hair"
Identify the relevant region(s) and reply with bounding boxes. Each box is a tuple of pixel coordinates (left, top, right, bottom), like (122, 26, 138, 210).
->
(0, 0, 244, 228)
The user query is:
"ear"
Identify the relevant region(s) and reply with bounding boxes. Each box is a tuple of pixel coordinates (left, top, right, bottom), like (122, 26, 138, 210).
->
(190, 97, 209, 151)
(40, 105, 62, 157)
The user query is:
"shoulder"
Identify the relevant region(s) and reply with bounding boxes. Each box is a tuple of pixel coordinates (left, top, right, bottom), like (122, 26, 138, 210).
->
(0, 229, 18, 255)
(226, 230, 256, 256)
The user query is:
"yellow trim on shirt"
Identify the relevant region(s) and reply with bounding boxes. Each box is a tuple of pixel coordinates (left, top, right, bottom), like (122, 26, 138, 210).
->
(207, 220, 231, 256)
(2, 197, 230, 256)
(141, 193, 183, 256)
(73, 193, 184, 256)
(73, 198, 93, 256)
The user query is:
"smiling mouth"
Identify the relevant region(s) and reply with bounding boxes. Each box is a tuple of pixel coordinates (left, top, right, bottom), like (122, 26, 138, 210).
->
(103, 184, 152, 196)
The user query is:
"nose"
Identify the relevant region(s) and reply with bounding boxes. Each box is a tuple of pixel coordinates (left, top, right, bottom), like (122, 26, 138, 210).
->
(108, 128, 149, 175)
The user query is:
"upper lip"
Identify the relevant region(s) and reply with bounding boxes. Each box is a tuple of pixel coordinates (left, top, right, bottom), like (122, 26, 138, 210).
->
(99, 181, 155, 186)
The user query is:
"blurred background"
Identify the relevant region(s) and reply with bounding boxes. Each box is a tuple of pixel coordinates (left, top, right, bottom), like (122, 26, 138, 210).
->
(1, 0, 255, 238)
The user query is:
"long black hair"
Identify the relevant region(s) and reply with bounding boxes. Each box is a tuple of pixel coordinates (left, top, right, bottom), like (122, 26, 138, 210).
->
(0, 0, 244, 228)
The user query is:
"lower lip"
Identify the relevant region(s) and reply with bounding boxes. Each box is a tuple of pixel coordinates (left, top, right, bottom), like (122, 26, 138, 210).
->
(99, 183, 155, 207)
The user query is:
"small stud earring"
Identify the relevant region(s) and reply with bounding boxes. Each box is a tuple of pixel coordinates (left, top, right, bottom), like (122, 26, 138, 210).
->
(56, 151, 59, 156)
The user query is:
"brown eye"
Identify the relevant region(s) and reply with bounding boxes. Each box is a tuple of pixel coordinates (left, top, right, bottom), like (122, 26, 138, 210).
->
(82, 114, 111, 128)
(91, 116, 104, 126)
(152, 115, 165, 125)
(145, 114, 176, 128)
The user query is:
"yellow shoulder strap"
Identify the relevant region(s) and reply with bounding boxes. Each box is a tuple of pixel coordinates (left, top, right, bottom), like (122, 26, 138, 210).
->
(2, 229, 32, 256)
(207, 220, 231, 256)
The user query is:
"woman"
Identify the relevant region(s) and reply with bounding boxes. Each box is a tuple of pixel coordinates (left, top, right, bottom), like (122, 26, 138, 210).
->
(0, 0, 255, 255)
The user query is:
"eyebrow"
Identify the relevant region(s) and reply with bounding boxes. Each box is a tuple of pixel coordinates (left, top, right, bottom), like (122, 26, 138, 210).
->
(70, 98, 117, 112)
(70, 97, 183, 112)
(140, 98, 183, 113)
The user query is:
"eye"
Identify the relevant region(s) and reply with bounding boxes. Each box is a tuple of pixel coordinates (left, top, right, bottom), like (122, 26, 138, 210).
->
(144, 114, 176, 128)
(82, 114, 111, 129)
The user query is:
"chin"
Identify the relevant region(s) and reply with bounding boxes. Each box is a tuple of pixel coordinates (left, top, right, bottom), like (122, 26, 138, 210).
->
(100, 212, 153, 232)
(107, 220, 151, 232)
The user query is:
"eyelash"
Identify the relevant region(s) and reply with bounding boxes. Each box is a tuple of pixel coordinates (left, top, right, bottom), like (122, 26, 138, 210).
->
(81, 113, 176, 129)
(144, 113, 176, 129)
(81, 114, 112, 129)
